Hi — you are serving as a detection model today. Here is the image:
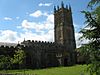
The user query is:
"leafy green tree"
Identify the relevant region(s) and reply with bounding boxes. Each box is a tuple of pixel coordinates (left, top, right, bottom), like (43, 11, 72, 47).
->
(11, 49, 26, 69)
(79, 0, 100, 75)
(0, 55, 11, 70)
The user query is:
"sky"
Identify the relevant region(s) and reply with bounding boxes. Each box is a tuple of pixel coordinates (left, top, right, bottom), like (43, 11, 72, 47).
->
(0, 0, 90, 47)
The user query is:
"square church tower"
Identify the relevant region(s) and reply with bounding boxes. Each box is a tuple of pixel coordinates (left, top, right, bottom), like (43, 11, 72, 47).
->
(54, 2, 76, 65)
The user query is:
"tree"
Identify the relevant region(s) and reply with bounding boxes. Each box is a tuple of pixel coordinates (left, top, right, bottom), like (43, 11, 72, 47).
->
(79, 0, 100, 75)
(11, 49, 26, 69)
(0, 55, 11, 70)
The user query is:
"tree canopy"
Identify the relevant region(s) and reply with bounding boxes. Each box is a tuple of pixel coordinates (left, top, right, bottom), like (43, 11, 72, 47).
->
(79, 0, 100, 75)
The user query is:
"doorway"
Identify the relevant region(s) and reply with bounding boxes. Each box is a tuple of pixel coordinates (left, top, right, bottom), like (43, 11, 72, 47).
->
(64, 58, 68, 66)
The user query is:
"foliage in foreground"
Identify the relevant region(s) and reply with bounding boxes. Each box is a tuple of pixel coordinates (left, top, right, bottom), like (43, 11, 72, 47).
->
(0, 49, 26, 70)
(79, 0, 100, 75)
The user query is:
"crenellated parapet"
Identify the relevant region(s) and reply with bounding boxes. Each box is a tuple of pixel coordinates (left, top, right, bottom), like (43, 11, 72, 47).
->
(22, 40, 54, 47)
(0, 45, 18, 57)
(0, 42, 18, 52)
(54, 1, 71, 13)
(21, 40, 64, 51)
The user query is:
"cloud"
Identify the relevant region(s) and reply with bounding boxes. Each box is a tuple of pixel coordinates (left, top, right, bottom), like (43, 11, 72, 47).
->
(4, 17, 12, 21)
(29, 10, 43, 18)
(75, 32, 82, 48)
(20, 20, 44, 31)
(0, 30, 18, 43)
(22, 11, 54, 30)
(19, 29, 54, 42)
(75, 32, 90, 48)
(39, 3, 52, 7)
(29, 10, 49, 18)
(0, 28, 54, 43)
(16, 17, 20, 19)
(21, 20, 32, 29)
(46, 14, 54, 23)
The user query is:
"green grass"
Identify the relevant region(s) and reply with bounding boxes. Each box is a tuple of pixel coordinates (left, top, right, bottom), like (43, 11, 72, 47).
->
(0, 65, 89, 75)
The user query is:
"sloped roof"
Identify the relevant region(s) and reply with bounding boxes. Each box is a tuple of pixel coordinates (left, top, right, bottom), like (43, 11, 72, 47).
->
(0, 42, 17, 47)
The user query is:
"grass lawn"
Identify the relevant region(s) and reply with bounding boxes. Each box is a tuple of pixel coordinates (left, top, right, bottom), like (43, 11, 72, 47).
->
(0, 65, 89, 75)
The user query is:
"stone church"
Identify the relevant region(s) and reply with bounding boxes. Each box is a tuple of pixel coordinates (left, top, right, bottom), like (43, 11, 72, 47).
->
(0, 2, 76, 69)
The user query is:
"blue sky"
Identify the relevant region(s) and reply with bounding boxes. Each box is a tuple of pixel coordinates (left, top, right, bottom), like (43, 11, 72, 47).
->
(0, 0, 90, 47)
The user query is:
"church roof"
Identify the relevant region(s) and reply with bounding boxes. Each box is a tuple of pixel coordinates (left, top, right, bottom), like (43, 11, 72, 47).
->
(0, 42, 17, 47)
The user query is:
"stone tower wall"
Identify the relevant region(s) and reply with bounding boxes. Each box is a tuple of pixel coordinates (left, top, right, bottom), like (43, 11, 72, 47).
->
(54, 2, 76, 51)
(54, 2, 76, 65)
